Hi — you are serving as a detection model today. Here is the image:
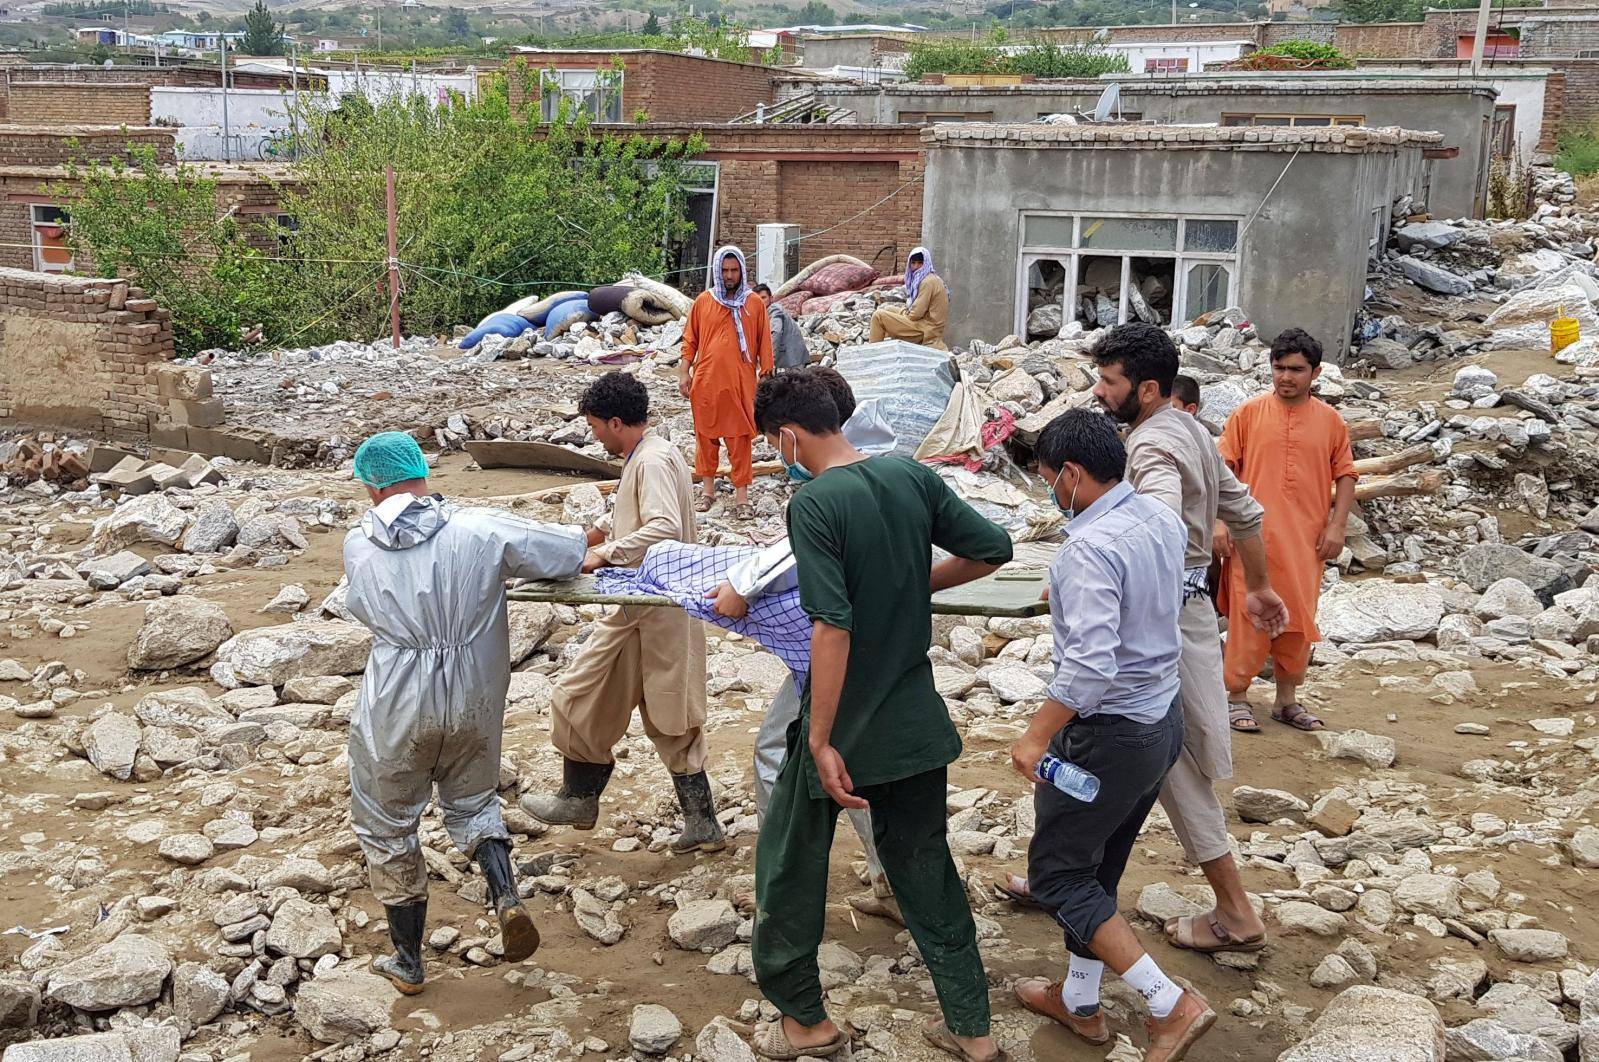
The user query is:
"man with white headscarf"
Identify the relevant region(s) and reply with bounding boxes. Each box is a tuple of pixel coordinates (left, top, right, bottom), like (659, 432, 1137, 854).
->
(870, 246, 950, 352)
(680, 245, 773, 521)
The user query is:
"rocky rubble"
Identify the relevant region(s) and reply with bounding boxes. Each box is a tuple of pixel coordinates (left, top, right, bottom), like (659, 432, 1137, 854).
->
(2, 174, 1599, 1062)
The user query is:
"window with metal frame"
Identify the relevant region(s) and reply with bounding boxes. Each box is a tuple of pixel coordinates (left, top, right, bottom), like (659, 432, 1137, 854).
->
(1143, 57, 1189, 73)
(540, 68, 623, 123)
(1017, 212, 1239, 337)
(31, 205, 72, 274)
(1221, 113, 1364, 128)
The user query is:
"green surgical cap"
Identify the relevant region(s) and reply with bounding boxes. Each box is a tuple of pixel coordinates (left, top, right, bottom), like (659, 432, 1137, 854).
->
(353, 432, 429, 489)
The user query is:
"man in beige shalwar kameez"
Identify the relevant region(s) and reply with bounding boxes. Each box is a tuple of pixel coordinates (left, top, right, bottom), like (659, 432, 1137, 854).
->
(520, 372, 724, 853)
(870, 246, 950, 352)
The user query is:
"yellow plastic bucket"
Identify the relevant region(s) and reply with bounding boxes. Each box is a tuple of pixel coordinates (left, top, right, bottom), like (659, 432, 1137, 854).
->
(1552, 313, 1580, 354)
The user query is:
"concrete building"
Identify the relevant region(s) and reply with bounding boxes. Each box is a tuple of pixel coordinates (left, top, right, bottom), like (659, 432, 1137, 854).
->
(792, 74, 1495, 217)
(920, 122, 1440, 361)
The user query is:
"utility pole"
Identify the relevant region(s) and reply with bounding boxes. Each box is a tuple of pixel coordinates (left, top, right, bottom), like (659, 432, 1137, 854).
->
(1469, 0, 1492, 76)
(288, 42, 298, 158)
(385, 164, 400, 350)
(220, 39, 230, 162)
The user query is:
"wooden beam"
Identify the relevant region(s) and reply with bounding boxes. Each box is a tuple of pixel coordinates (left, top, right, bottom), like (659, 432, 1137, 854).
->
(1354, 469, 1445, 502)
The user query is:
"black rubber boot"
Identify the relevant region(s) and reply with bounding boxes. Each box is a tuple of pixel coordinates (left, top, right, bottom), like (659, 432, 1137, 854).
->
(669, 771, 727, 854)
(374, 901, 426, 995)
(519, 758, 614, 829)
(476, 838, 539, 963)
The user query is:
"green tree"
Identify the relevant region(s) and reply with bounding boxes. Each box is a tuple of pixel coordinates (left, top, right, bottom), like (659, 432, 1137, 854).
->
(55, 147, 286, 355)
(641, 11, 661, 34)
(444, 6, 470, 38)
(241, 0, 284, 54)
(795, 0, 836, 24)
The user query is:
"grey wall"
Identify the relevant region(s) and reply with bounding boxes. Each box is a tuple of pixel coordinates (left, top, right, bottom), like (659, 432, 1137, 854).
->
(923, 143, 1428, 362)
(800, 36, 902, 71)
(818, 81, 1492, 217)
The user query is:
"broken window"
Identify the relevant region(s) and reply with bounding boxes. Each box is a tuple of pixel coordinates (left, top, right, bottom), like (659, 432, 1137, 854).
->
(31, 205, 72, 274)
(1018, 212, 1240, 337)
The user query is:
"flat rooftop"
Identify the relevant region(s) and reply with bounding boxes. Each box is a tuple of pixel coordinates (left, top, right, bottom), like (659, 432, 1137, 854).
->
(922, 122, 1445, 154)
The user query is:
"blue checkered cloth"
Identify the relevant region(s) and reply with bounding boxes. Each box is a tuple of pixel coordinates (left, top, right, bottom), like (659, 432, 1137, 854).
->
(594, 541, 813, 684)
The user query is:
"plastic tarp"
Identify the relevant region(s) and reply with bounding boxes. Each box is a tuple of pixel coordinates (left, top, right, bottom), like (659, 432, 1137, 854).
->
(835, 340, 957, 458)
(545, 297, 597, 339)
(459, 312, 533, 350)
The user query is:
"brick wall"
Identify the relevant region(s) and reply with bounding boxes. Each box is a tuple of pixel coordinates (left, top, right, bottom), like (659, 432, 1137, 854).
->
(1550, 58, 1599, 126)
(1517, 16, 1599, 57)
(1543, 69, 1566, 146)
(507, 50, 775, 123)
(1334, 21, 1437, 57)
(1262, 22, 1336, 46)
(1026, 23, 1268, 45)
(643, 124, 925, 272)
(0, 267, 172, 439)
(6, 83, 151, 125)
(0, 125, 176, 166)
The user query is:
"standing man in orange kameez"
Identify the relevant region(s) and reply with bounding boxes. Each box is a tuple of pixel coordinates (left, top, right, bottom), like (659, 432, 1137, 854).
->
(1217, 328, 1358, 733)
(680, 246, 773, 521)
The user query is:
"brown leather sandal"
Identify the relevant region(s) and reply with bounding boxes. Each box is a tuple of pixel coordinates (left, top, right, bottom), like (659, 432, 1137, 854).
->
(1163, 911, 1266, 954)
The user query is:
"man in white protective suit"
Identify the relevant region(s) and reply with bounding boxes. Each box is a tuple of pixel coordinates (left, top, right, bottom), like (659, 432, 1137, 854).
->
(342, 430, 586, 995)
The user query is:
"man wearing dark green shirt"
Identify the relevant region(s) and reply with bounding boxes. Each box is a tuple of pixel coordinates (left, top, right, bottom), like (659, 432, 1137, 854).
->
(749, 373, 1014, 1062)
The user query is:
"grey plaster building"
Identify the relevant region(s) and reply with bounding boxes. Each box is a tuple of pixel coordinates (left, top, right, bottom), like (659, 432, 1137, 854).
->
(789, 74, 1493, 218)
(921, 123, 1441, 361)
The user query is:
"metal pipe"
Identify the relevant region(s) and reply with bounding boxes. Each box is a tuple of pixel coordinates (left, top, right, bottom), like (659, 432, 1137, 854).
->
(220, 40, 230, 162)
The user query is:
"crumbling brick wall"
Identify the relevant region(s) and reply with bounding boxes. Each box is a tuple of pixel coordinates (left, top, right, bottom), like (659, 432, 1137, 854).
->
(1550, 58, 1599, 127)
(0, 268, 172, 439)
(1518, 16, 1599, 58)
(5, 83, 151, 125)
(0, 125, 175, 166)
(1262, 23, 1336, 46)
(1335, 21, 1438, 58)
(0, 64, 299, 119)
(1543, 69, 1567, 147)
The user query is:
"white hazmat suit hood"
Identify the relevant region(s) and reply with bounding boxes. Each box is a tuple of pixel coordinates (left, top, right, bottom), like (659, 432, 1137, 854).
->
(343, 493, 586, 905)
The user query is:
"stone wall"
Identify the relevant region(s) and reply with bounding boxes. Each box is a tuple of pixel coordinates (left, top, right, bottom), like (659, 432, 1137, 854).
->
(506, 51, 775, 123)
(0, 268, 172, 439)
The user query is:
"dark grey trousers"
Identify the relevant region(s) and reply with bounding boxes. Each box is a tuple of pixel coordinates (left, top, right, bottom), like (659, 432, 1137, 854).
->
(1027, 702, 1184, 957)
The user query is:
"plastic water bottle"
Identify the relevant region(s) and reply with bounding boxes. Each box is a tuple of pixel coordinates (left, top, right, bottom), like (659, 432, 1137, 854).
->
(1037, 754, 1100, 802)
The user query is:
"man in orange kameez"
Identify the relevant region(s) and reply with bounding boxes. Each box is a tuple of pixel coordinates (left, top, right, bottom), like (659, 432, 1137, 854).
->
(1217, 328, 1357, 733)
(680, 246, 773, 521)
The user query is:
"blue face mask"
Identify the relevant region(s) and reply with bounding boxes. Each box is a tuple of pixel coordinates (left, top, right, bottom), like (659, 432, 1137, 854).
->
(1049, 465, 1079, 519)
(782, 429, 814, 483)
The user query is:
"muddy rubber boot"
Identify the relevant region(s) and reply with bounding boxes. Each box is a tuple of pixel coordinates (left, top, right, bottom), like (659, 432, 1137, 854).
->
(373, 901, 426, 995)
(669, 771, 727, 854)
(476, 838, 540, 963)
(519, 758, 613, 829)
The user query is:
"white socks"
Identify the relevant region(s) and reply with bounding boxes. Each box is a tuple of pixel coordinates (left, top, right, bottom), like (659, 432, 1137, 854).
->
(1123, 954, 1184, 1019)
(1061, 955, 1104, 1015)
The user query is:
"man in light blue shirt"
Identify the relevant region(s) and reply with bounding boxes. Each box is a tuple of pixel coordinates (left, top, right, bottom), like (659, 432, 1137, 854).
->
(1008, 410, 1217, 1062)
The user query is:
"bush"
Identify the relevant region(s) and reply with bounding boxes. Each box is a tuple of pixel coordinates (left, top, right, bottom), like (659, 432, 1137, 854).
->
(1556, 126, 1599, 177)
(903, 38, 1130, 81)
(1257, 39, 1354, 67)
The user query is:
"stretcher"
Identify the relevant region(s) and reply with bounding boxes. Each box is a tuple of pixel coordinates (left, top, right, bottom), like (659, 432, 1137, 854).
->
(508, 568, 1049, 618)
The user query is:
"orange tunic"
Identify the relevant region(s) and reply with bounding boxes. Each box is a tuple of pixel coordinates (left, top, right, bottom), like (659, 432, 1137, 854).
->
(681, 290, 773, 440)
(1219, 393, 1358, 644)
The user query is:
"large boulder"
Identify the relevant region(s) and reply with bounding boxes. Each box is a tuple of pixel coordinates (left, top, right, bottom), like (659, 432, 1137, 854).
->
(1394, 221, 1466, 252)
(91, 495, 189, 552)
(180, 501, 239, 554)
(132, 687, 231, 732)
(1474, 578, 1545, 621)
(1278, 986, 1444, 1061)
(263, 898, 341, 959)
(0, 976, 38, 1028)
(83, 712, 141, 781)
(1485, 283, 1599, 350)
(1, 1028, 181, 1062)
(211, 621, 372, 688)
(629, 1004, 683, 1055)
(1579, 969, 1599, 1062)
(127, 597, 234, 670)
(1459, 544, 1574, 604)
(44, 935, 172, 1012)
(1316, 581, 1444, 644)
(507, 602, 559, 665)
(667, 900, 740, 952)
(292, 969, 398, 1044)
(171, 962, 229, 1026)
(1396, 256, 1472, 296)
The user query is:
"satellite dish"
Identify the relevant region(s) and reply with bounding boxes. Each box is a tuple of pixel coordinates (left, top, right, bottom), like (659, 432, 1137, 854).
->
(1092, 83, 1121, 122)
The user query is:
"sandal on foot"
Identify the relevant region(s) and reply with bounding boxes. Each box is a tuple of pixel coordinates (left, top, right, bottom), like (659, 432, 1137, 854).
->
(921, 1020, 1008, 1062)
(1163, 911, 1266, 954)
(1271, 702, 1325, 732)
(992, 872, 1045, 909)
(753, 1020, 848, 1061)
(694, 495, 715, 513)
(730, 503, 756, 521)
(847, 892, 906, 926)
(1228, 701, 1261, 734)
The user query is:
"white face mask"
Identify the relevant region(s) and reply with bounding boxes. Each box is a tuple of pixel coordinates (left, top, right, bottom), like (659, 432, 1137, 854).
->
(1049, 465, 1079, 520)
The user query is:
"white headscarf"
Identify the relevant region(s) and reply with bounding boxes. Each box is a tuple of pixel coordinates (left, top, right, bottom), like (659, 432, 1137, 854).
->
(712, 245, 752, 362)
(904, 245, 939, 305)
